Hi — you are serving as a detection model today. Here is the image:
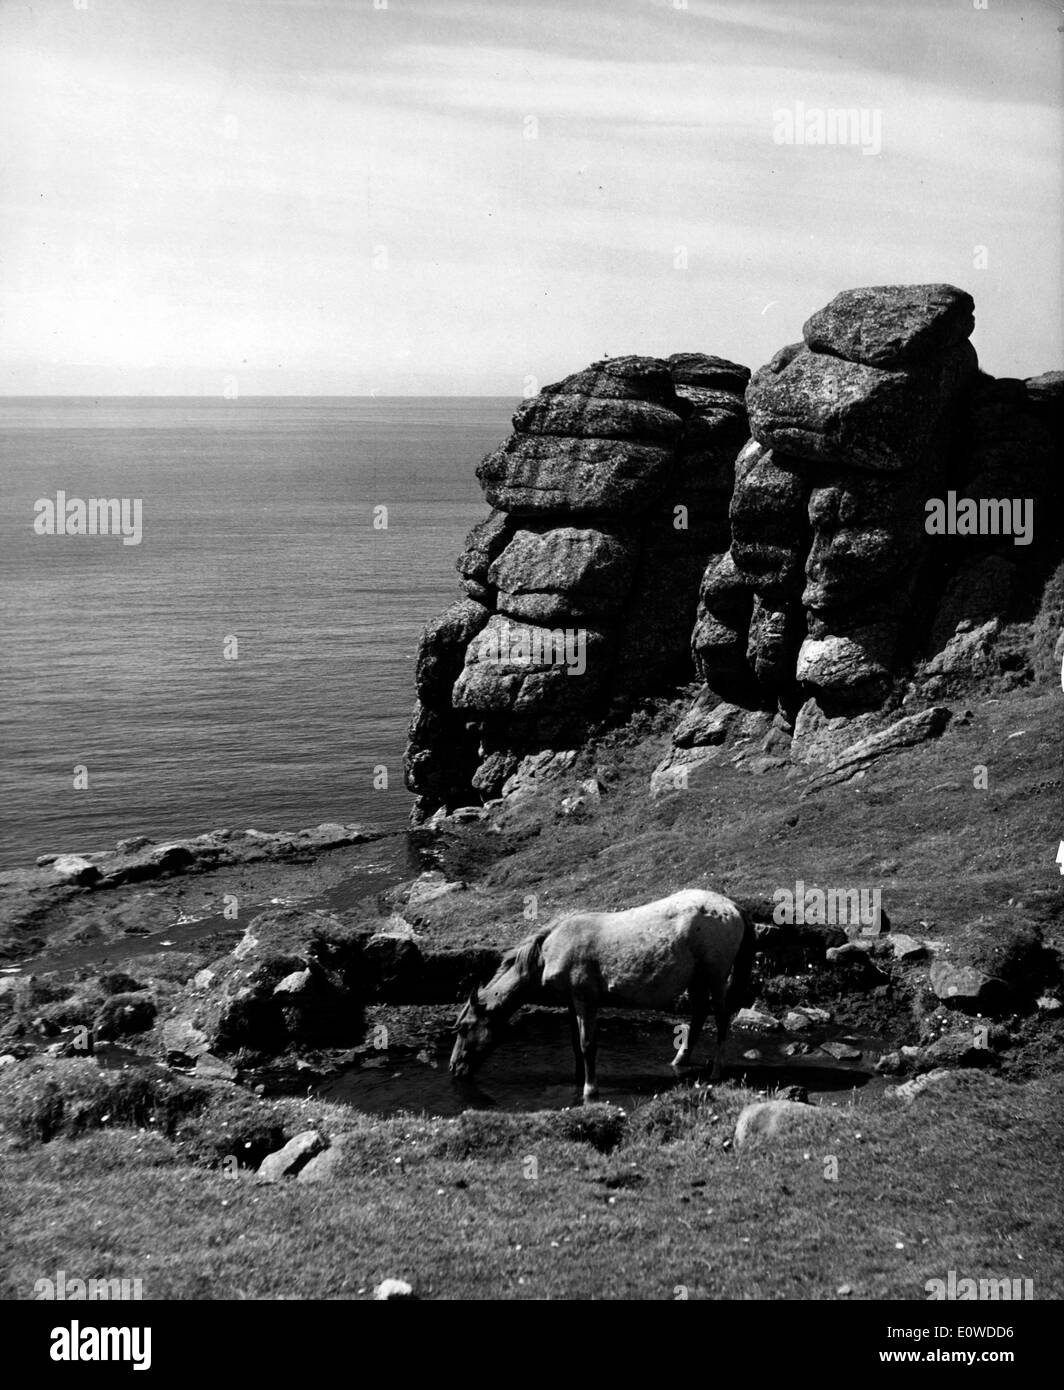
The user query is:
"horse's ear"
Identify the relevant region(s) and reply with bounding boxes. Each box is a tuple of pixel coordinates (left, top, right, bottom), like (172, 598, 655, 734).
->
(467, 988, 482, 1014)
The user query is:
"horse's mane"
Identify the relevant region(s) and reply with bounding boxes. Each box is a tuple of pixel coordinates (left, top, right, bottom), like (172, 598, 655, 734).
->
(494, 925, 552, 986)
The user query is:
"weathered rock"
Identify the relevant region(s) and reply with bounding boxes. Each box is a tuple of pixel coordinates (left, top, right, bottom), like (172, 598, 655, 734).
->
(747, 340, 976, 472)
(456, 510, 512, 602)
(668, 353, 751, 394)
(256, 1130, 326, 1183)
(453, 616, 609, 715)
(923, 618, 1000, 678)
(414, 598, 492, 708)
(52, 855, 101, 887)
(477, 434, 676, 517)
(489, 525, 638, 624)
(511, 393, 684, 446)
(795, 629, 895, 705)
(889, 934, 927, 961)
(733, 1098, 817, 1146)
(929, 959, 1005, 1012)
(802, 284, 975, 368)
(161, 1017, 209, 1060)
(800, 706, 952, 793)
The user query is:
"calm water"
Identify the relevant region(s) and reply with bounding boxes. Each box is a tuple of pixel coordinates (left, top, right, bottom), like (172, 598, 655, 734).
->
(0, 397, 516, 868)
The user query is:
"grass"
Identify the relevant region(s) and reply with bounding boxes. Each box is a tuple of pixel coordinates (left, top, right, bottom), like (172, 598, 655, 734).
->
(1, 1067, 1061, 1300)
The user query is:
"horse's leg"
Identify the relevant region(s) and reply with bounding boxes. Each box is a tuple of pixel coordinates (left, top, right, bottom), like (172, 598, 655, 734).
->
(567, 1003, 585, 1098)
(672, 967, 710, 1072)
(573, 994, 599, 1103)
(709, 974, 730, 1082)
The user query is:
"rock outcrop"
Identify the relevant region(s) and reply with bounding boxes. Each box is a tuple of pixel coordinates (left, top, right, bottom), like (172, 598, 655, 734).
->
(404, 284, 1062, 815)
(405, 353, 750, 819)
(665, 283, 1063, 778)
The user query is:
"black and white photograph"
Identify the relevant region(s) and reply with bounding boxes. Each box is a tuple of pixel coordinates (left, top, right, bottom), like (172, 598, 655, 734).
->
(0, 0, 1061, 1346)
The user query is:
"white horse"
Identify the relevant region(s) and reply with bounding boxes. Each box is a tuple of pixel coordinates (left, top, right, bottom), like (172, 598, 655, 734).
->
(449, 888, 756, 1102)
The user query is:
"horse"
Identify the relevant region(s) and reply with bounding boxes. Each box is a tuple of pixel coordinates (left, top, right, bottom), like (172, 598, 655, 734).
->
(449, 887, 757, 1102)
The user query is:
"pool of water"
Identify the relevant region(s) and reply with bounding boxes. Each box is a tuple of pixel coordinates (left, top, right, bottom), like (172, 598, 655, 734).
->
(262, 1011, 888, 1117)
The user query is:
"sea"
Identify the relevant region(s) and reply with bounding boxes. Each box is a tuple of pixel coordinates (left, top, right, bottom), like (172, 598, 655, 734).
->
(0, 397, 517, 870)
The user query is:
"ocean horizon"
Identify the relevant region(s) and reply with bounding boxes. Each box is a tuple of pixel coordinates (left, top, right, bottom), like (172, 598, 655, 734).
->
(0, 395, 518, 869)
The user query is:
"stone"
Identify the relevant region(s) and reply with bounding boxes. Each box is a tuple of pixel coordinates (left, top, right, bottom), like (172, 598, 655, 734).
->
(795, 630, 894, 704)
(668, 352, 751, 394)
(929, 960, 1004, 1011)
(800, 706, 953, 793)
(489, 524, 638, 624)
(889, 934, 927, 961)
(732, 1007, 782, 1033)
(672, 697, 742, 749)
(511, 392, 684, 446)
(414, 598, 491, 708)
(273, 969, 314, 997)
(733, 1098, 817, 1146)
(820, 1041, 862, 1061)
(296, 1145, 346, 1183)
(477, 434, 675, 516)
(892, 1068, 954, 1102)
(195, 1052, 238, 1082)
(923, 618, 1000, 678)
(51, 855, 101, 887)
(802, 284, 975, 368)
(746, 340, 976, 472)
(453, 616, 609, 715)
(374, 1278, 417, 1300)
(256, 1130, 327, 1183)
(162, 1017, 210, 1060)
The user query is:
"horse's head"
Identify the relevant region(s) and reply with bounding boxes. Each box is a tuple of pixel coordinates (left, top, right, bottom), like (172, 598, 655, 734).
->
(449, 988, 503, 1080)
(449, 930, 549, 1081)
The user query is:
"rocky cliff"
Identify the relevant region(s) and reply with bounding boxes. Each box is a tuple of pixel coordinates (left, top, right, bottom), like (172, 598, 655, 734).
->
(405, 285, 1063, 819)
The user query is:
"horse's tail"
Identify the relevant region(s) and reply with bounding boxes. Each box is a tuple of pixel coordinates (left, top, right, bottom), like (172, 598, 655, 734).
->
(724, 911, 758, 1018)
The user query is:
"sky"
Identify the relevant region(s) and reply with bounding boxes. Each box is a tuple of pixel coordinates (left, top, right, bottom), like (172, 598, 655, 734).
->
(0, 0, 1061, 394)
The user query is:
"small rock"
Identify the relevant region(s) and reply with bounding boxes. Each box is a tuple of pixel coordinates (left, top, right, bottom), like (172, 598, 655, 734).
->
(257, 1130, 326, 1183)
(51, 854, 101, 887)
(297, 1145, 345, 1184)
(892, 1069, 953, 1102)
(889, 934, 927, 961)
(273, 969, 313, 997)
(193, 969, 216, 989)
(929, 959, 1004, 1011)
(733, 1007, 782, 1033)
(35, 854, 58, 866)
(161, 1017, 210, 1061)
(1036, 995, 1063, 1016)
(0, 1054, 17, 1067)
(733, 1098, 817, 1147)
(820, 1041, 863, 1061)
(195, 1053, 238, 1082)
(373, 1279, 417, 1301)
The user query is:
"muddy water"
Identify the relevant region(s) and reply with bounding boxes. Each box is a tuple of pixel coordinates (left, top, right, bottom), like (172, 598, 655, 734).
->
(264, 1011, 889, 1117)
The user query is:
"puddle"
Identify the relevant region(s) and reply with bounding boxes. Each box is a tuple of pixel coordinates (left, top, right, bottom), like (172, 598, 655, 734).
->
(262, 1012, 889, 1117)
